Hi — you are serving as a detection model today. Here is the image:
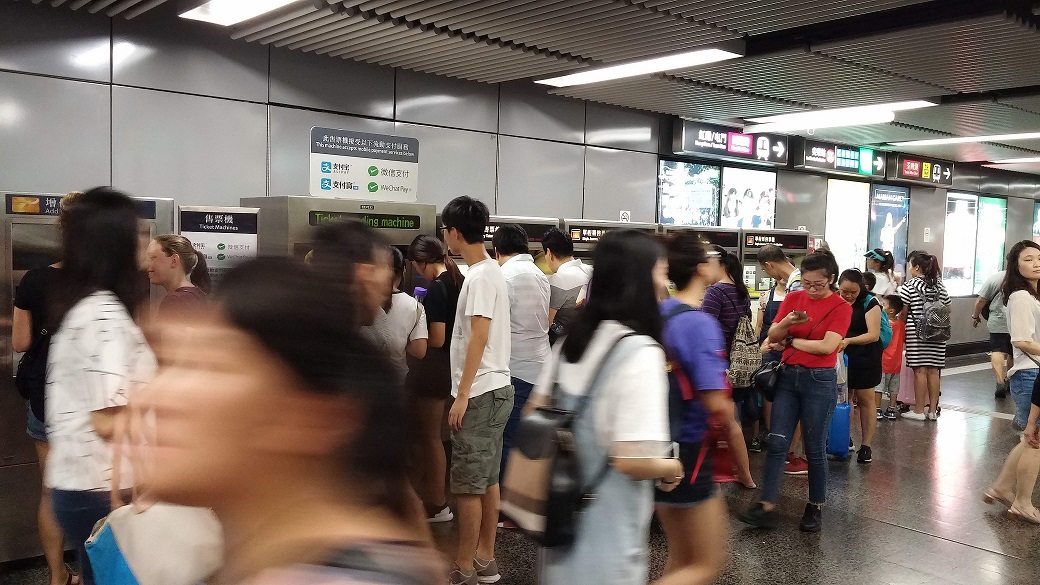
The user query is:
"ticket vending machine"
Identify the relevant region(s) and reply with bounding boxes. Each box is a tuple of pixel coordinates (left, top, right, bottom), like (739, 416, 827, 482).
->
(563, 219, 660, 264)
(740, 229, 811, 298)
(0, 193, 174, 563)
(483, 216, 561, 274)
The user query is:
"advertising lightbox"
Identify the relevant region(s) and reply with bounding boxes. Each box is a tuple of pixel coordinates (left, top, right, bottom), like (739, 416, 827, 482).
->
(942, 192, 979, 296)
(974, 196, 1007, 294)
(824, 179, 870, 272)
(658, 161, 721, 226)
(868, 185, 910, 277)
(720, 167, 776, 229)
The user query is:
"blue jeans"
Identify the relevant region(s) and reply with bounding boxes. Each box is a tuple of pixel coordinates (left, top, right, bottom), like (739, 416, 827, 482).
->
(762, 365, 838, 505)
(500, 377, 534, 482)
(1010, 369, 1037, 428)
(52, 489, 118, 585)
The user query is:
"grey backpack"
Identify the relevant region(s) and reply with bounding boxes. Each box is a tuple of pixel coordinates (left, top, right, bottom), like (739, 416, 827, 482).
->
(916, 286, 951, 342)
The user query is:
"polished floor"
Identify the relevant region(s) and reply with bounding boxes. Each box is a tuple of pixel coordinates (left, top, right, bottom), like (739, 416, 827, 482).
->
(4, 355, 1038, 585)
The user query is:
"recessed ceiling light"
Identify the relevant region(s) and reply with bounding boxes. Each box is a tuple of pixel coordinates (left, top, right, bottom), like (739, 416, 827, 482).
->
(891, 131, 1040, 147)
(988, 156, 1040, 164)
(534, 45, 744, 88)
(179, 0, 298, 26)
(743, 101, 937, 133)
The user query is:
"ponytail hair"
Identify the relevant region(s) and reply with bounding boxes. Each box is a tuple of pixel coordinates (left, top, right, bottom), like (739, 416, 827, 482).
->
(154, 234, 211, 294)
(911, 253, 940, 286)
(408, 234, 464, 289)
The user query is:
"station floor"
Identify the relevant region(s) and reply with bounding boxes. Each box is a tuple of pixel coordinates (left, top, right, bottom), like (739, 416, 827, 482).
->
(4, 355, 1038, 585)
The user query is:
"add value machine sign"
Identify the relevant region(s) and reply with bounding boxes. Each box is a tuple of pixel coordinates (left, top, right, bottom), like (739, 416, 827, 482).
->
(310, 127, 419, 202)
(179, 206, 259, 285)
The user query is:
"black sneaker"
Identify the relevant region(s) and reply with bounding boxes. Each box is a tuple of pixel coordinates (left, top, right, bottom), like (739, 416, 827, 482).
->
(857, 445, 873, 464)
(739, 502, 779, 529)
(799, 503, 823, 532)
(849, 438, 855, 452)
(748, 437, 763, 453)
(995, 383, 1008, 399)
(884, 407, 898, 420)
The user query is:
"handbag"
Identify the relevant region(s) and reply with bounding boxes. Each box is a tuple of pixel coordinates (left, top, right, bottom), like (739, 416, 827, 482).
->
(86, 404, 223, 585)
(753, 302, 844, 401)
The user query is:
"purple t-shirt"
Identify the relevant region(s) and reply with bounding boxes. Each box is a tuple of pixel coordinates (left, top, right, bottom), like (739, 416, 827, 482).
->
(701, 282, 751, 350)
(661, 298, 730, 444)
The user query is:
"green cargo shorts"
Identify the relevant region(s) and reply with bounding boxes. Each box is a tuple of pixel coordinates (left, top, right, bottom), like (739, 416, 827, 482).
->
(450, 385, 514, 495)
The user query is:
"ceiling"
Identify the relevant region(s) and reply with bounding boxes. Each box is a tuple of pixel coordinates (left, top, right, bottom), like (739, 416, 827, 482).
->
(33, 0, 1040, 165)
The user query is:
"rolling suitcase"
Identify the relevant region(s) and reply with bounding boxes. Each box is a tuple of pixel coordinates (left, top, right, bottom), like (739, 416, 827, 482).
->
(827, 353, 851, 460)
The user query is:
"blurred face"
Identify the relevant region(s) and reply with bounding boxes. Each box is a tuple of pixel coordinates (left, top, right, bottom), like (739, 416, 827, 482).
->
(760, 261, 780, 281)
(866, 258, 881, 271)
(652, 258, 670, 301)
(356, 247, 394, 321)
(134, 319, 358, 508)
(443, 227, 463, 255)
(1017, 247, 1040, 282)
(146, 240, 178, 288)
(801, 269, 833, 300)
(838, 279, 861, 305)
(909, 262, 922, 277)
(137, 221, 152, 271)
(411, 260, 435, 282)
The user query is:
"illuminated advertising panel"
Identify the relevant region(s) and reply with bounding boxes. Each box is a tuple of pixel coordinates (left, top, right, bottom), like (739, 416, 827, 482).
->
(824, 179, 871, 272)
(868, 185, 910, 277)
(658, 160, 721, 226)
(974, 196, 1007, 294)
(942, 192, 979, 296)
(720, 167, 777, 229)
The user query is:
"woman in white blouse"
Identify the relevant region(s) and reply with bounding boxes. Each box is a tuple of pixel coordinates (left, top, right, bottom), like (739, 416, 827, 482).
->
(986, 240, 1040, 523)
(46, 188, 157, 585)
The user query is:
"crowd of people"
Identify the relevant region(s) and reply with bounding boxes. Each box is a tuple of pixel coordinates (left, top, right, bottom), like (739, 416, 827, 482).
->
(16, 187, 1040, 585)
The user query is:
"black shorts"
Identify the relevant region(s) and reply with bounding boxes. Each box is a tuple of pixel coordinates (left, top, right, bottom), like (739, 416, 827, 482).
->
(990, 333, 1013, 356)
(406, 351, 452, 400)
(655, 441, 716, 507)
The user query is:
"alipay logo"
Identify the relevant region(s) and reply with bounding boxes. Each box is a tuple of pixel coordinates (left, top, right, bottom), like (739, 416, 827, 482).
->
(320, 178, 332, 190)
(320, 161, 332, 173)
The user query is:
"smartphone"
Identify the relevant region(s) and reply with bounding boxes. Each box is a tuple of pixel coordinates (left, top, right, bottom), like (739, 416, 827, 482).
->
(792, 310, 808, 320)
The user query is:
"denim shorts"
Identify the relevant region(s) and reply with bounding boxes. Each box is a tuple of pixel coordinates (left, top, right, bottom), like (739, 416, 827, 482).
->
(26, 402, 46, 442)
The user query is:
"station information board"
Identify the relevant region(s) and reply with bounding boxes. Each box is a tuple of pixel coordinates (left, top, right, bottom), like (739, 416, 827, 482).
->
(890, 153, 954, 186)
(673, 120, 788, 166)
(482, 221, 558, 243)
(567, 222, 657, 244)
(743, 231, 810, 251)
(796, 139, 886, 178)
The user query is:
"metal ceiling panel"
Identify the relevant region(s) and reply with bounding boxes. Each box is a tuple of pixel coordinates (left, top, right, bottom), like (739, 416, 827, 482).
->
(785, 123, 947, 146)
(815, 13, 1040, 93)
(895, 102, 1040, 137)
(29, 0, 174, 18)
(636, 0, 933, 35)
(341, 0, 739, 63)
(672, 49, 941, 109)
(551, 76, 807, 120)
(998, 96, 1040, 116)
(890, 142, 1040, 164)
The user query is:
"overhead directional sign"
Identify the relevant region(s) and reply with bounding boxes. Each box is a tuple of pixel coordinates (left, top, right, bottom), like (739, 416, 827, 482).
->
(795, 139, 886, 178)
(673, 120, 788, 166)
(890, 153, 954, 186)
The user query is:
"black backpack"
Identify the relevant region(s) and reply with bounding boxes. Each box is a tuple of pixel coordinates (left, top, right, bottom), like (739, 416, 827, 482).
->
(16, 327, 50, 422)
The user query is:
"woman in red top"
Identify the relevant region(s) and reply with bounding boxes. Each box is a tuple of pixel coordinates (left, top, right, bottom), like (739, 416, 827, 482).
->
(739, 250, 852, 533)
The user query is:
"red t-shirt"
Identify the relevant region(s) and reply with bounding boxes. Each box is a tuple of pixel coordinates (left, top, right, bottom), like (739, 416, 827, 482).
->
(882, 320, 906, 374)
(775, 290, 853, 369)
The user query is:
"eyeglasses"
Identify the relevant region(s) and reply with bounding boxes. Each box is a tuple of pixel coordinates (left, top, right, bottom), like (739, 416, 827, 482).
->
(803, 280, 830, 291)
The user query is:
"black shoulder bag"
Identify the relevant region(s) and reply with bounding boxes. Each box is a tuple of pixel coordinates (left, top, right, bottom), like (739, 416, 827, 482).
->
(16, 326, 50, 421)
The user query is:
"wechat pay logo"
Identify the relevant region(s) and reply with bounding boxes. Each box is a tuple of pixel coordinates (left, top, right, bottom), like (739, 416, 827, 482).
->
(217, 243, 226, 251)
(320, 161, 332, 173)
(367, 182, 380, 193)
(320, 178, 332, 190)
(217, 254, 226, 261)
(367, 166, 379, 176)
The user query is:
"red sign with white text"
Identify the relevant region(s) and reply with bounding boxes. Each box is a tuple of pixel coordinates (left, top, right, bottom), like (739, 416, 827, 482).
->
(727, 132, 753, 155)
(902, 159, 921, 178)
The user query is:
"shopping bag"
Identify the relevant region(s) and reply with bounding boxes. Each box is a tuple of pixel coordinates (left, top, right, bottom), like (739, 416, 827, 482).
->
(897, 358, 916, 406)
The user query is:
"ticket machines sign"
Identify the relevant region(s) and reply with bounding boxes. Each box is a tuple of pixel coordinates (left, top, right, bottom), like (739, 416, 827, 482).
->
(795, 139, 886, 178)
(673, 120, 788, 166)
(889, 154, 954, 186)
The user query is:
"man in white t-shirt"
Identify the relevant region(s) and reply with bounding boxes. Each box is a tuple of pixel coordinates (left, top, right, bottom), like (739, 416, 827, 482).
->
(543, 228, 593, 343)
(492, 224, 550, 482)
(758, 244, 802, 293)
(441, 197, 513, 585)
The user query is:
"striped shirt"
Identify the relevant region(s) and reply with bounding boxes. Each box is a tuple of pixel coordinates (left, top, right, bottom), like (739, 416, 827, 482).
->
(501, 254, 551, 383)
(898, 277, 951, 368)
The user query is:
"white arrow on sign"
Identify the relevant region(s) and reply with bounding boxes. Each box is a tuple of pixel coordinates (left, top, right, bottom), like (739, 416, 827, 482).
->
(943, 168, 951, 180)
(874, 156, 884, 171)
(773, 142, 785, 157)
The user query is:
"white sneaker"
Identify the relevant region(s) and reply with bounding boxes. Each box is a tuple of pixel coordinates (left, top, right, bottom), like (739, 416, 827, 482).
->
(427, 506, 454, 523)
(927, 411, 938, 421)
(901, 411, 927, 421)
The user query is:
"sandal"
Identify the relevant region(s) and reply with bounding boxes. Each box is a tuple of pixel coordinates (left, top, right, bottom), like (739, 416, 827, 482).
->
(1007, 506, 1040, 525)
(63, 563, 81, 585)
(983, 489, 1012, 508)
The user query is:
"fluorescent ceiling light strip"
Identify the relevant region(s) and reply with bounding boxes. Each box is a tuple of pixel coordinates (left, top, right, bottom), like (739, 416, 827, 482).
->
(892, 131, 1040, 147)
(180, 0, 298, 26)
(989, 156, 1040, 164)
(534, 47, 743, 88)
(744, 110, 895, 134)
(744, 100, 937, 125)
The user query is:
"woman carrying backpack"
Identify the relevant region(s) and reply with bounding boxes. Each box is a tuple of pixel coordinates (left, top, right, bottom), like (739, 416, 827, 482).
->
(898, 253, 951, 421)
(837, 270, 883, 464)
(523, 230, 682, 585)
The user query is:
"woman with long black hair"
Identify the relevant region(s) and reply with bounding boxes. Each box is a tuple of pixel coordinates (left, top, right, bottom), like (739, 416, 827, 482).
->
(525, 229, 682, 585)
(838, 269, 883, 464)
(45, 188, 157, 585)
(898, 253, 951, 420)
(865, 248, 897, 296)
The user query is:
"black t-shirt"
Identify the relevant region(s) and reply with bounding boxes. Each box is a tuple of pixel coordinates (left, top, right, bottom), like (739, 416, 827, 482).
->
(14, 266, 58, 338)
(846, 295, 883, 362)
(423, 272, 460, 352)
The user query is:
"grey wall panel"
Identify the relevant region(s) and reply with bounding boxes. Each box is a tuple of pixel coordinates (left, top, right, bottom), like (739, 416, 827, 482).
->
(980, 169, 1010, 197)
(584, 103, 660, 154)
(1007, 196, 1034, 246)
(0, 1, 111, 82)
(774, 171, 828, 234)
(113, 5, 268, 102)
(395, 70, 499, 133)
(582, 147, 657, 222)
(269, 107, 395, 197)
(499, 81, 585, 144)
(907, 187, 946, 266)
(394, 122, 497, 212)
(1009, 174, 1040, 200)
(112, 87, 267, 207)
(270, 48, 395, 119)
(950, 296, 986, 345)
(0, 72, 110, 193)
(497, 136, 584, 218)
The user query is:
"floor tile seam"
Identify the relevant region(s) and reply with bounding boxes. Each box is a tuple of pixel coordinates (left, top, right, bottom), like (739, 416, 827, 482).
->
(860, 516, 1025, 561)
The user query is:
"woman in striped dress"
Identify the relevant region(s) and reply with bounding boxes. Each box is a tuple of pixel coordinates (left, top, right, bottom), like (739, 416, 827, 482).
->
(898, 253, 950, 420)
